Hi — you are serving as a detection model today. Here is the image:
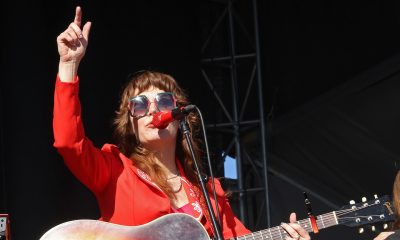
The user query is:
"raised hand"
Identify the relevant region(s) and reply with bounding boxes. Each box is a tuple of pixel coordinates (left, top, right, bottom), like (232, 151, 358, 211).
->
(57, 6, 91, 64)
(57, 6, 91, 82)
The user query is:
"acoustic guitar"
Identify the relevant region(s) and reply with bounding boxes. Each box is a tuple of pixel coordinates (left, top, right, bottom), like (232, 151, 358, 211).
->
(40, 195, 395, 240)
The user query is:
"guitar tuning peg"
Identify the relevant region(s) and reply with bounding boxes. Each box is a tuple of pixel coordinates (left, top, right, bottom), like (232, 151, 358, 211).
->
(383, 223, 388, 230)
(349, 200, 357, 209)
(374, 194, 378, 199)
(362, 197, 367, 202)
(358, 227, 364, 234)
(371, 226, 376, 232)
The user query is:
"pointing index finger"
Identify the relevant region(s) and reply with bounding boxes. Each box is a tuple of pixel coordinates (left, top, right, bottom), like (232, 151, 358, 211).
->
(74, 6, 82, 27)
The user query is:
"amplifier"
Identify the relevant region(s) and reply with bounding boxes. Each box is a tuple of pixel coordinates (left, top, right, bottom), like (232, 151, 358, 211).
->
(0, 214, 10, 240)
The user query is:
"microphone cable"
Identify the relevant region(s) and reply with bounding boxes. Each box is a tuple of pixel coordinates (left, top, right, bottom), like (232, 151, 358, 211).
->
(193, 106, 222, 227)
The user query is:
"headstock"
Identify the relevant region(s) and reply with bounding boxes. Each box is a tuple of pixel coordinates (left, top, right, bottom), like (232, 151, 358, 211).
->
(336, 195, 395, 232)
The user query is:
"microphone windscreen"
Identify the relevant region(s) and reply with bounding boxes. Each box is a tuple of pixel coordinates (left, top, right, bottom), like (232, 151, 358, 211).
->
(151, 112, 172, 129)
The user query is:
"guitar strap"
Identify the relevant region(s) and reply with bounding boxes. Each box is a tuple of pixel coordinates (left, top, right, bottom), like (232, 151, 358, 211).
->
(177, 160, 215, 237)
(193, 183, 215, 237)
(180, 177, 204, 221)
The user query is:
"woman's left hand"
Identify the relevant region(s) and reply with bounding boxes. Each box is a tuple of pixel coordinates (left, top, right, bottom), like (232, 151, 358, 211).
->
(374, 231, 395, 240)
(280, 213, 311, 240)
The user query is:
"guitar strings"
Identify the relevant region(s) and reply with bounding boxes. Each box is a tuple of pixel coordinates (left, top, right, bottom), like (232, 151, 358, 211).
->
(233, 202, 385, 240)
(235, 212, 339, 239)
(235, 217, 322, 240)
(234, 216, 336, 240)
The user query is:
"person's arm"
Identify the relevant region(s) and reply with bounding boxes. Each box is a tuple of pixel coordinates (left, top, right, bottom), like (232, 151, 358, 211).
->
(53, 7, 113, 194)
(57, 6, 91, 82)
(209, 179, 250, 239)
(218, 194, 250, 238)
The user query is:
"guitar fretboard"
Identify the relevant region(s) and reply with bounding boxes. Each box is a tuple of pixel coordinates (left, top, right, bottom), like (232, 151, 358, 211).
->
(233, 211, 337, 240)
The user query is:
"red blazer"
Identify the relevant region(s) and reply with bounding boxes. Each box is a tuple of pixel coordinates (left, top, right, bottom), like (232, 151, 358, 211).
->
(53, 76, 250, 239)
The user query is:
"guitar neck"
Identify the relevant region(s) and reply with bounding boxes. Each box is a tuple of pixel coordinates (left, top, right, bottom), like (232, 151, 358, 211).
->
(234, 211, 338, 240)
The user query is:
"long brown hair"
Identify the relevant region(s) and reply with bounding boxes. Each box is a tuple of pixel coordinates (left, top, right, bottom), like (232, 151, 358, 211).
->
(393, 171, 400, 229)
(113, 71, 203, 199)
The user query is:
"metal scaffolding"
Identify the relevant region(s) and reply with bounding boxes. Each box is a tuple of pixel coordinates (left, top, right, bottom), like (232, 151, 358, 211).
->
(200, 0, 271, 228)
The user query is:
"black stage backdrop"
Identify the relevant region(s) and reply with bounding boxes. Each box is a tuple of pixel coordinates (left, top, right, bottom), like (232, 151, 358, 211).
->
(2, 1, 400, 240)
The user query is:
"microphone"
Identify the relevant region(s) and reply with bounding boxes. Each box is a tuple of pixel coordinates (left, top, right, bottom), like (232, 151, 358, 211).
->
(151, 105, 196, 129)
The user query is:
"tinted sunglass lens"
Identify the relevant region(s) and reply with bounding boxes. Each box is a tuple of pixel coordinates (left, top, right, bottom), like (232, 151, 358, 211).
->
(131, 96, 148, 117)
(157, 93, 175, 112)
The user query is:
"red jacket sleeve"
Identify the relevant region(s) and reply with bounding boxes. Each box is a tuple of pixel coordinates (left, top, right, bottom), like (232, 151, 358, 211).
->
(53, 75, 114, 194)
(210, 178, 251, 239)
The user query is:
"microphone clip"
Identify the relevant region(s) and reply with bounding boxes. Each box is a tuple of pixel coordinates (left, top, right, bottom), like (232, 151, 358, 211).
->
(171, 105, 196, 120)
(151, 105, 196, 129)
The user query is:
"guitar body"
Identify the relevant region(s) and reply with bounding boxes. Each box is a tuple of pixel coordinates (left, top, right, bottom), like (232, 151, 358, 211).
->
(40, 213, 210, 240)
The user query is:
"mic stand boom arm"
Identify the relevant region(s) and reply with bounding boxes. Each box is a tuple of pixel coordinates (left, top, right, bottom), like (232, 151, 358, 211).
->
(179, 119, 223, 240)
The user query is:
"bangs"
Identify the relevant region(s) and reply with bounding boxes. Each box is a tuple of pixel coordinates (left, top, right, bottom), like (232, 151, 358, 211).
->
(121, 71, 189, 108)
(130, 71, 178, 96)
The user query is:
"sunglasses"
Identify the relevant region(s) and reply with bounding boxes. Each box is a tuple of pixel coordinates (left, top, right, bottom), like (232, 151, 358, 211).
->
(128, 92, 176, 118)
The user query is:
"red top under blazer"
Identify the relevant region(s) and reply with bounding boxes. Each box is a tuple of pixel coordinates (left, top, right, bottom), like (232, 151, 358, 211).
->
(53, 76, 250, 239)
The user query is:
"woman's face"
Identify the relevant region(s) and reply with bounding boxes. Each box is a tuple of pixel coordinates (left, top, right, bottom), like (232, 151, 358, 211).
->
(129, 86, 179, 149)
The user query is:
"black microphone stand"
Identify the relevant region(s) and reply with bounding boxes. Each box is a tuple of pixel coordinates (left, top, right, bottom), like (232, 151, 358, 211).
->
(179, 118, 223, 240)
